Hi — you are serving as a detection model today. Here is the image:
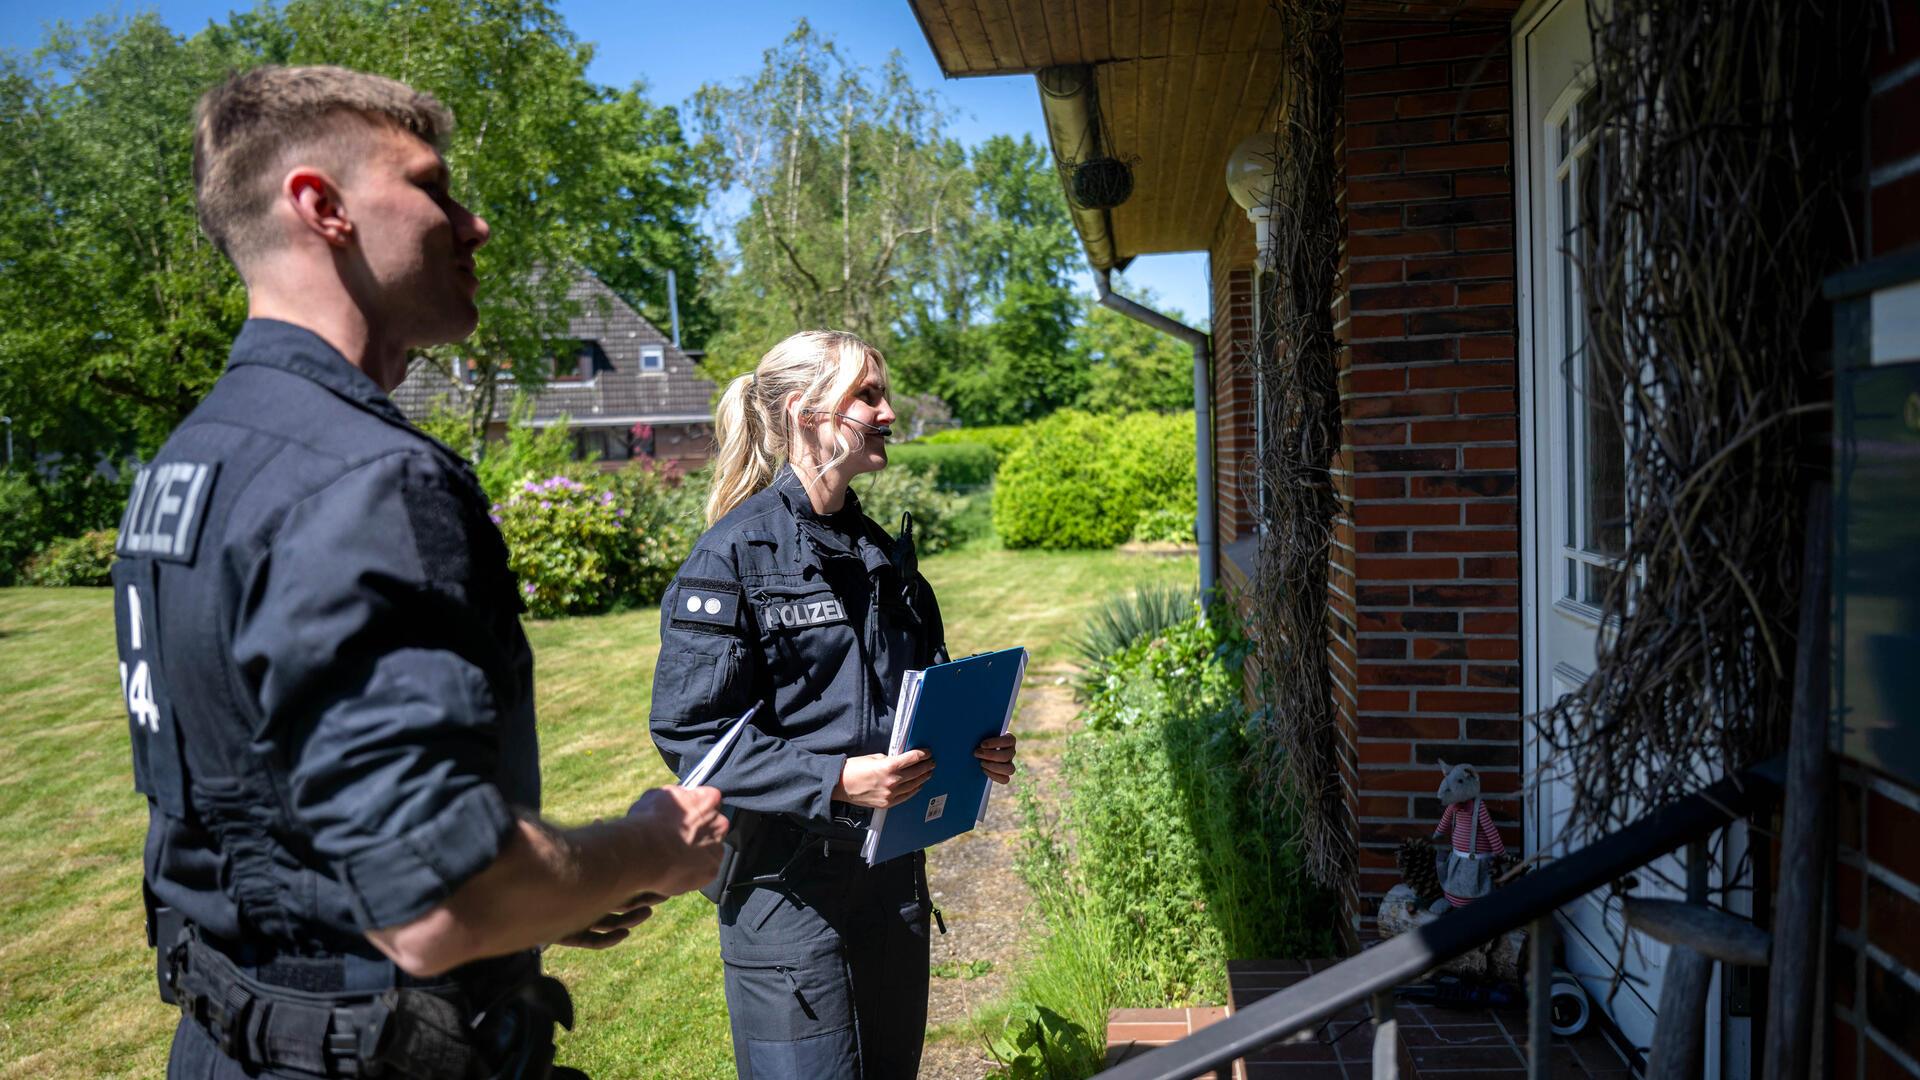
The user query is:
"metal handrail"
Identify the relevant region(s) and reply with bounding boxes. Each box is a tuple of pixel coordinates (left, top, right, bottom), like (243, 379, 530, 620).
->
(1094, 760, 1784, 1080)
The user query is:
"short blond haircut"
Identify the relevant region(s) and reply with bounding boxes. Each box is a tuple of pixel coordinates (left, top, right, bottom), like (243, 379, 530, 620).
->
(191, 65, 453, 264)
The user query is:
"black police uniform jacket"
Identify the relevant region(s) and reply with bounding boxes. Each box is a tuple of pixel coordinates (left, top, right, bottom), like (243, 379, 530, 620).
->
(649, 467, 946, 827)
(112, 319, 538, 976)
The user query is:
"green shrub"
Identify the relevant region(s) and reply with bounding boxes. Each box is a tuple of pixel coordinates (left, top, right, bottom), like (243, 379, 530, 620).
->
(992, 410, 1196, 550)
(850, 463, 967, 556)
(470, 399, 592, 503)
(610, 459, 709, 541)
(0, 472, 48, 586)
(0, 464, 131, 586)
(994, 608, 1336, 1077)
(35, 461, 132, 542)
(22, 530, 118, 586)
(886, 441, 1000, 490)
(493, 473, 684, 618)
(1130, 506, 1194, 545)
(922, 424, 1032, 458)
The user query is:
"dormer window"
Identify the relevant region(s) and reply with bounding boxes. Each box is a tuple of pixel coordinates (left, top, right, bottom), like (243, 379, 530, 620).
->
(550, 340, 613, 382)
(640, 344, 665, 373)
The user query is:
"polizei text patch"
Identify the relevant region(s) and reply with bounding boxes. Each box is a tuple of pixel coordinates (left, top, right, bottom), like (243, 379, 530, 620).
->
(759, 596, 848, 632)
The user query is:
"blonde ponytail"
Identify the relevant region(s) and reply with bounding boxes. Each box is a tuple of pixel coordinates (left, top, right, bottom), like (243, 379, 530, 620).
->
(705, 371, 781, 525)
(704, 330, 889, 525)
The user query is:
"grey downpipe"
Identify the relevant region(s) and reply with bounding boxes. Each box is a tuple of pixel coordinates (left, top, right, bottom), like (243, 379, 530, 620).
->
(1092, 263, 1217, 601)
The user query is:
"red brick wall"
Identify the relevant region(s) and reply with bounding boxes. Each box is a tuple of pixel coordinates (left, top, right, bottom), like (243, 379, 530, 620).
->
(1332, 17, 1524, 935)
(1208, 256, 1258, 545)
(1828, 14, 1920, 1079)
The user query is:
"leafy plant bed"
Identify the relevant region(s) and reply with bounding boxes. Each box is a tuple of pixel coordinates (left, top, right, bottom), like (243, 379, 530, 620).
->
(982, 605, 1337, 1079)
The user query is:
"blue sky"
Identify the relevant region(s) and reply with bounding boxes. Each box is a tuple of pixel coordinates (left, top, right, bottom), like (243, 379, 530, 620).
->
(2, 0, 1210, 323)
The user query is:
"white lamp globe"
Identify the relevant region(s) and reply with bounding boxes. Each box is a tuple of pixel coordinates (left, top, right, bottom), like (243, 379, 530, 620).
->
(1225, 131, 1283, 212)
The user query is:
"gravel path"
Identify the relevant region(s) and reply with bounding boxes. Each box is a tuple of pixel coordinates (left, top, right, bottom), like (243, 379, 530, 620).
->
(917, 673, 1082, 1080)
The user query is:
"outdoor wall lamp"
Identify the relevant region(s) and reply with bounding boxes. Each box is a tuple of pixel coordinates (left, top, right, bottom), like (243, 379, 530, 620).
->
(1225, 131, 1283, 269)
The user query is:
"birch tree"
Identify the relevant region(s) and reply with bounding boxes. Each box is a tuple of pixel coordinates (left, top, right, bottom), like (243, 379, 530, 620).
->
(691, 21, 964, 377)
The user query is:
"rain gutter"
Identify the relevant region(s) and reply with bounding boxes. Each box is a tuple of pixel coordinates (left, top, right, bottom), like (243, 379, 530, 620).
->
(1036, 65, 1126, 273)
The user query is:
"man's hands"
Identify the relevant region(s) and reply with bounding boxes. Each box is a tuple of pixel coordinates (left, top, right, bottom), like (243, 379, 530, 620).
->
(835, 749, 934, 808)
(556, 891, 666, 950)
(555, 786, 727, 952)
(625, 785, 729, 898)
(368, 787, 730, 974)
(974, 733, 1017, 784)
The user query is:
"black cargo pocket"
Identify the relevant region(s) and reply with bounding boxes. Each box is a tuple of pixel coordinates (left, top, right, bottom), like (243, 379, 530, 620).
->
(723, 882, 793, 934)
(876, 597, 921, 666)
(722, 937, 858, 1077)
(113, 559, 191, 818)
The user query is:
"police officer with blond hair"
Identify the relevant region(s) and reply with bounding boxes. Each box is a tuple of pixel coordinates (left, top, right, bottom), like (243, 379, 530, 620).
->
(115, 65, 725, 1078)
(649, 330, 1018, 1078)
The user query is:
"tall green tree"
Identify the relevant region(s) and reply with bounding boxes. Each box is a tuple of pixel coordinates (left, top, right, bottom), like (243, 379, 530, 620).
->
(1076, 293, 1201, 414)
(692, 20, 965, 379)
(0, 17, 251, 457)
(894, 134, 1085, 425)
(0, 0, 712, 455)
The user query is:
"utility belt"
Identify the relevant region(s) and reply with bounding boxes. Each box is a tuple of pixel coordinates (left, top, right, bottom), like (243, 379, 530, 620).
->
(152, 908, 575, 1079)
(698, 809, 869, 903)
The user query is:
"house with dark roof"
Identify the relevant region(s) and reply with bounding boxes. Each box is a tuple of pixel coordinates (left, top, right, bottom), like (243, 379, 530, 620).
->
(389, 270, 717, 466)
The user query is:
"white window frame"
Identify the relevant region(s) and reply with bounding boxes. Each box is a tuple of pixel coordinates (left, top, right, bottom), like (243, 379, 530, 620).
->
(639, 344, 666, 374)
(1541, 77, 1629, 624)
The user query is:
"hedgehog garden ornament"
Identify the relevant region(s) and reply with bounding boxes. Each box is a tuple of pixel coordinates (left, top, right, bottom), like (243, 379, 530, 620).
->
(1431, 760, 1507, 914)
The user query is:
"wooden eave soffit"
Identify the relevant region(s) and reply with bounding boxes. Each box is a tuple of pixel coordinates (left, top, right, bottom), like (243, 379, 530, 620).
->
(907, 1, 1520, 261)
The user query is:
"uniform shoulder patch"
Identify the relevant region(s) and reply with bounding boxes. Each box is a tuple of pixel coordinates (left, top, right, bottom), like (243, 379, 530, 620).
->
(116, 461, 219, 563)
(671, 577, 743, 630)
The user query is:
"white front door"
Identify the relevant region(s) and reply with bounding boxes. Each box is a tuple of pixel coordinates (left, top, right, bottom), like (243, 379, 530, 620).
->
(1513, 0, 1700, 1068)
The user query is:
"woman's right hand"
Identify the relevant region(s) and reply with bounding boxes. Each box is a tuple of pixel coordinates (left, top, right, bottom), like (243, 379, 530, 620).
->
(834, 750, 934, 808)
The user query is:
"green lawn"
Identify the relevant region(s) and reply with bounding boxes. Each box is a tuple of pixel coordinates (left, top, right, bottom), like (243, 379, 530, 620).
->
(0, 547, 1195, 1078)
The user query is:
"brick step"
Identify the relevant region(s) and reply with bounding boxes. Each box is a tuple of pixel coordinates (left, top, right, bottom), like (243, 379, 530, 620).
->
(1104, 1006, 1229, 1079)
(1104, 958, 1634, 1077)
(1224, 958, 1633, 1078)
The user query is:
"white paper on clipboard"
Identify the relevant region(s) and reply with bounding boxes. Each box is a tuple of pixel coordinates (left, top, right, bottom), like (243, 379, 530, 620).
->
(680, 702, 761, 787)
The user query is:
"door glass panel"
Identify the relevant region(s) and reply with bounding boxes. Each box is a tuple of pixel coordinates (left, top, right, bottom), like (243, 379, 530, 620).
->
(1550, 87, 1624, 608)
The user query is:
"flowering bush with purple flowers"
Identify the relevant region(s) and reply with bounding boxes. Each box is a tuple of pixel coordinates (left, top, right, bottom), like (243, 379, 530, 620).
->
(492, 470, 690, 618)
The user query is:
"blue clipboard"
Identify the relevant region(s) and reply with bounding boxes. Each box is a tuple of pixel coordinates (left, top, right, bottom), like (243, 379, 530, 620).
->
(863, 646, 1027, 865)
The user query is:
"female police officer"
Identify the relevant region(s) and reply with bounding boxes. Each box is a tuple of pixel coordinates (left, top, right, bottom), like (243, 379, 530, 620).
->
(648, 330, 1016, 1078)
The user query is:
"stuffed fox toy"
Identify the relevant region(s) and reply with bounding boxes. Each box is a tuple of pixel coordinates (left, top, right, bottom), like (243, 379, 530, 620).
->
(1431, 760, 1505, 913)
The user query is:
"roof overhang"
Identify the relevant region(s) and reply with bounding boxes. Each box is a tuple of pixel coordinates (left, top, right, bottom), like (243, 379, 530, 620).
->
(912, 0, 1287, 264)
(909, 0, 1522, 266)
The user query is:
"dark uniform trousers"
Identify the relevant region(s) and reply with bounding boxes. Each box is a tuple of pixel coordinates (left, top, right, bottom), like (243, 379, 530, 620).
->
(720, 848, 930, 1079)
